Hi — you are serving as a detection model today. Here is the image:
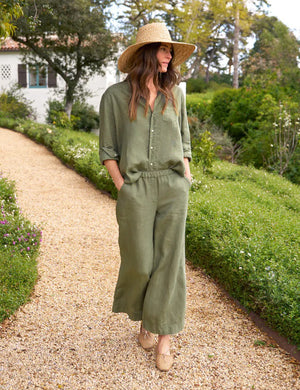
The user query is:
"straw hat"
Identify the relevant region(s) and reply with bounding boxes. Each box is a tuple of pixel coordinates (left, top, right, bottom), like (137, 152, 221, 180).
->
(118, 22, 196, 73)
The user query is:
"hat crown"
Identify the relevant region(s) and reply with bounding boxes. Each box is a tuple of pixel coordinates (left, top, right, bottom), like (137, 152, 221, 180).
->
(136, 23, 172, 44)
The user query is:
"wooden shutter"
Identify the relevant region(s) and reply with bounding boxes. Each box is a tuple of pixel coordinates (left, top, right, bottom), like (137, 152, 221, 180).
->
(48, 67, 57, 87)
(18, 64, 27, 87)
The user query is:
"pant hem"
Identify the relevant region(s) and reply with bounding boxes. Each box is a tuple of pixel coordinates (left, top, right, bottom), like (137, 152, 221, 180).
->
(112, 307, 142, 322)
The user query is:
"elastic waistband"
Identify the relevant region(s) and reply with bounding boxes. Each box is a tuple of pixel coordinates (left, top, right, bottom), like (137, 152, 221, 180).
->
(140, 169, 175, 178)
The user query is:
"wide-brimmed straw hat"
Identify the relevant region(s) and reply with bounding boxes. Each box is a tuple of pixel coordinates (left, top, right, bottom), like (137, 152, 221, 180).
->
(118, 22, 196, 73)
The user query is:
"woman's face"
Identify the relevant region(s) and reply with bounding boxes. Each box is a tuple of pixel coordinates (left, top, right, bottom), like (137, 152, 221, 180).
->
(156, 43, 173, 73)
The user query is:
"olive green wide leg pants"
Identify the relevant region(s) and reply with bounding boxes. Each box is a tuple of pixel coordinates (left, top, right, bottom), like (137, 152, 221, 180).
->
(113, 169, 190, 335)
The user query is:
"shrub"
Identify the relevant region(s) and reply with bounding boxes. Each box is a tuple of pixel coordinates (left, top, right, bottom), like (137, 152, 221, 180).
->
(0, 85, 34, 119)
(47, 99, 99, 132)
(192, 130, 220, 173)
(186, 93, 213, 139)
(186, 75, 232, 94)
(0, 111, 20, 129)
(0, 174, 41, 321)
(186, 78, 207, 94)
(210, 88, 264, 141)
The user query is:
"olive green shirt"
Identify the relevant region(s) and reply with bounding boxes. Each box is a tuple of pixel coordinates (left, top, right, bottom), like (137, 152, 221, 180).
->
(99, 80, 191, 183)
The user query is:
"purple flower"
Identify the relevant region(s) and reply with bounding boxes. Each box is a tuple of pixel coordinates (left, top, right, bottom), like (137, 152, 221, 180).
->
(13, 241, 16, 245)
(26, 247, 30, 251)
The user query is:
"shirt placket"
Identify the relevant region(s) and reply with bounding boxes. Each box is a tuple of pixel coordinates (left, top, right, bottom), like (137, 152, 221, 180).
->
(148, 99, 159, 171)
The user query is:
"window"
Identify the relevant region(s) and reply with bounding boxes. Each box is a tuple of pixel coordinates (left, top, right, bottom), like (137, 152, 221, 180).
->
(18, 64, 57, 88)
(29, 65, 47, 88)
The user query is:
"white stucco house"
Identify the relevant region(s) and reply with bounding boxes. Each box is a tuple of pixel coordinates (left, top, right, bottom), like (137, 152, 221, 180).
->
(0, 38, 120, 122)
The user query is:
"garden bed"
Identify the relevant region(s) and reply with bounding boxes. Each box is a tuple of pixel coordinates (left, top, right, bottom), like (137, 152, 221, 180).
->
(0, 173, 42, 322)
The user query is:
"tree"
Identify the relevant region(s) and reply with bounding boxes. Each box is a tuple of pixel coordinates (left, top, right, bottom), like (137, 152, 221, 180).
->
(12, 0, 117, 117)
(118, 0, 167, 42)
(0, 0, 24, 38)
(242, 15, 300, 93)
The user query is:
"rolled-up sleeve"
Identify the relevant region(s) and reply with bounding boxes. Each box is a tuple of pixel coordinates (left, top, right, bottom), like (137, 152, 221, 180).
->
(99, 91, 119, 165)
(180, 90, 192, 161)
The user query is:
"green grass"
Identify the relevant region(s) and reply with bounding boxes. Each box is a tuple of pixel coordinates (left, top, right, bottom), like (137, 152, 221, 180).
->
(0, 175, 41, 321)
(0, 117, 299, 348)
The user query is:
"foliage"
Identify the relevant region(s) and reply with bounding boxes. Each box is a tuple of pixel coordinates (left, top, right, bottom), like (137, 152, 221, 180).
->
(186, 92, 212, 127)
(12, 0, 117, 117)
(210, 87, 266, 141)
(186, 76, 231, 94)
(2, 119, 299, 347)
(268, 104, 300, 176)
(47, 99, 99, 132)
(192, 88, 300, 183)
(192, 130, 219, 173)
(186, 78, 208, 94)
(242, 15, 300, 94)
(0, 0, 24, 37)
(0, 174, 41, 322)
(0, 85, 34, 119)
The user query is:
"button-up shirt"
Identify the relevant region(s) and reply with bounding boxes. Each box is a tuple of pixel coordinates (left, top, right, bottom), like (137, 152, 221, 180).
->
(99, 80, 192, 183)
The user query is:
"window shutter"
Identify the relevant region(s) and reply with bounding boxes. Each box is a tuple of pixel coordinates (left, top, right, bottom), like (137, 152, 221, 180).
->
(48, 67, 57, 88)
(18, 64, 27, 87)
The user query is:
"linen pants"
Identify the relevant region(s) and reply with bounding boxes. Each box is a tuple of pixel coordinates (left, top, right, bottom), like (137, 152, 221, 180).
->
(113, 169, 190, 335)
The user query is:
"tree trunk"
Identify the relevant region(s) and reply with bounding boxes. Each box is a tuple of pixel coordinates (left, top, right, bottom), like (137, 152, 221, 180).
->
(65, 82, 76, 119)
(65, 100, 73, 120)
(233, 8, 240, 89)
(205, 46, 216, 83)
(181, 55, 201, 81)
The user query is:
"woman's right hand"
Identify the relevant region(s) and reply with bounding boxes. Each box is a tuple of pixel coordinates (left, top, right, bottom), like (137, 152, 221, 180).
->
(103, 160, 124, 192)
(116, 178, 125, 191)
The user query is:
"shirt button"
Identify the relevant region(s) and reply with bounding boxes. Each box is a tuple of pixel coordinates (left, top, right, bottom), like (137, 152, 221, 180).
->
(150, 146, 153, 150)
(150, 163, 153, 166)
(151, 129, 154, 132)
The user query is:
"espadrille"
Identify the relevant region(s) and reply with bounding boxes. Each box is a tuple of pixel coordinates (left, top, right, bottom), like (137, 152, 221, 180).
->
(156, 351, 174, 371)
(138, 324, 155, 350)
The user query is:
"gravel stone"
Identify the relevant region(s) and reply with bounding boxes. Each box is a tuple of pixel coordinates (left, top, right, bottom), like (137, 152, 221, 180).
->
(0, 128, 299, 389)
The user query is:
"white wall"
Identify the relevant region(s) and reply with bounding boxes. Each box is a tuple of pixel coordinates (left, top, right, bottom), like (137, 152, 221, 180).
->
(0, 51, 118, 123)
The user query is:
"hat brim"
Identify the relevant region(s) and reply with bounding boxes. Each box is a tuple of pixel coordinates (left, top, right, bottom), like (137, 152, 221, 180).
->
(118, 40, 196, 73)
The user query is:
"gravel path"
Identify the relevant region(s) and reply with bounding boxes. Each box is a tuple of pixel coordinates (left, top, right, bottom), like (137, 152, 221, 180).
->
(0, 128, 299, 390)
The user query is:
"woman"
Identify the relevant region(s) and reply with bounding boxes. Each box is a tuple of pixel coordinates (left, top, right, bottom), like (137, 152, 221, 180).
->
(99, 22, 195, 371)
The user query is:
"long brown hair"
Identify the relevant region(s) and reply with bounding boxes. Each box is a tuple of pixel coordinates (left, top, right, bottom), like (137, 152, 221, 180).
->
(126, 42, 180, 121)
